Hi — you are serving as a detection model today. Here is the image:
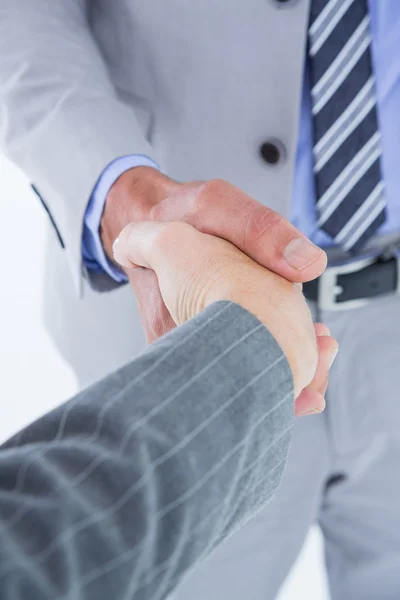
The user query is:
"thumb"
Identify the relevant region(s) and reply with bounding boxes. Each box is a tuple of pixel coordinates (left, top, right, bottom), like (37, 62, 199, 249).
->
(113, 221, 168, 270)
(113, 220, 202, 273)
(114, 220, 216, 324)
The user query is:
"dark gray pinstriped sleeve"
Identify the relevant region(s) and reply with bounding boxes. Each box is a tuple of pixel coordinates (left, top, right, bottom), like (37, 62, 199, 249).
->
(0, 301, 294, 600)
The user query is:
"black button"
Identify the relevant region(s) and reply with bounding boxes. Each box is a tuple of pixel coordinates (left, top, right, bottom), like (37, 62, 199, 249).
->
(260, 141, 281, 165)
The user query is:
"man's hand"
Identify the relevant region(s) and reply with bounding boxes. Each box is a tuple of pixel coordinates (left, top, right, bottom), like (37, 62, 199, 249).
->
(113, 221, 338, 416)
(101, 167, 327, 342)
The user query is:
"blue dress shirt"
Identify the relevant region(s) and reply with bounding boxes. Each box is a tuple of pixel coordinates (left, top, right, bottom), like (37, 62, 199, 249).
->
(82, 0, 400, 281)
(82, 154, 159, 282)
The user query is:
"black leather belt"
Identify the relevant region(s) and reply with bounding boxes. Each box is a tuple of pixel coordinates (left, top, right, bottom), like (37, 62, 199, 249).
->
(302, 255, 399, 310)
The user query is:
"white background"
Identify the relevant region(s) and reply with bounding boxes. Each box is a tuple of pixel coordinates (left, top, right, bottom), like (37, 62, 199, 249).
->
(0, 152, 328, 599)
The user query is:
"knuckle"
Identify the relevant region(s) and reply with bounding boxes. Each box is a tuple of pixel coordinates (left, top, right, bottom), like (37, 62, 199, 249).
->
(195, 179, 229, 209)
(124, 222, 138, 247)
(151, 221, 190, 252)
(149, 201, 164, 221)
(249, 208, 285, 240)
(244, 207, 284, 250)
(202, 178, 228, 194)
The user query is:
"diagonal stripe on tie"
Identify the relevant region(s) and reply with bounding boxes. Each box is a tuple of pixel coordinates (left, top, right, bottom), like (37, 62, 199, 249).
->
(310, 0, 357, 57)
(311, 16, 371, 114)
(320, 158, 381, 231)
(313, 47, 372, 142)
(334, 181, 385, 248)
(317, 111, 379, 197)
(308, 0, 386, 252)
(314, 77, 375, 171)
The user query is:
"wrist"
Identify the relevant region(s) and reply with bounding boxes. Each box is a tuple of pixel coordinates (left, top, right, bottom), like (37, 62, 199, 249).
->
(205, 281, 316, 396)
(100, 166, 176, 261)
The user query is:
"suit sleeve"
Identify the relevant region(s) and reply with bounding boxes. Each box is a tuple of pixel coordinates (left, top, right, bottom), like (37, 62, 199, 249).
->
(0, 302, 294, 600)
(0, 0, 159, 293)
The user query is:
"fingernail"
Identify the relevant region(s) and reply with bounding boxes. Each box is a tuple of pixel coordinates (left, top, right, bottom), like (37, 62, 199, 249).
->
(112, 237, 120, 257)
(284, 237, 323, 270)
(329, 346, 339, 369)
(299, 407, 322, 417)
(316, 326, 330, 337)
(320, 327, 330, 336)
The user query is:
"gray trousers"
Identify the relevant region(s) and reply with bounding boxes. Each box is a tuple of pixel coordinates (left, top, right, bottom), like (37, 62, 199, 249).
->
(171, 291, 400, 600)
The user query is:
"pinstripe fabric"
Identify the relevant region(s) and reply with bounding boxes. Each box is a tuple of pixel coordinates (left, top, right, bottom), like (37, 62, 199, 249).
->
(0, 302, 293, 600)
(309, 0, 387, 252)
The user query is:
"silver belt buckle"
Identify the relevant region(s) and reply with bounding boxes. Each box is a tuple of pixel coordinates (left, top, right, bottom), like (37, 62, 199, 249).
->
(318, 255, 379, 311)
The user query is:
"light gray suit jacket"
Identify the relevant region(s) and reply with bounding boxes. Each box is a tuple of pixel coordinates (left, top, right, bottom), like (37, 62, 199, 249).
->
(0, 302, 293, 600)
(0, 0, 309, 384)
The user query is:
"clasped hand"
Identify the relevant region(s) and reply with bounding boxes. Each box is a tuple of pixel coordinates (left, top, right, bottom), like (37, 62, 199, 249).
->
(109, 174, 338, 417)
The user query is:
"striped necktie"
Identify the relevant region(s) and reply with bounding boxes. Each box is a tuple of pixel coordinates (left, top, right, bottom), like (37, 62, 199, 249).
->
(308, 0, 386, 252)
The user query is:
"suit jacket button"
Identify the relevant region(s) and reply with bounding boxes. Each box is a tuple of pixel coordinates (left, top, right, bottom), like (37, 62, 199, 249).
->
(259, 140, 284, 165)
(273, 0, 297, 6)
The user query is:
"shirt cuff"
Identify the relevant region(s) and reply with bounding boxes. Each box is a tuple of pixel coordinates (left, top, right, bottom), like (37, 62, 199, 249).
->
(82, 155, 160, 283)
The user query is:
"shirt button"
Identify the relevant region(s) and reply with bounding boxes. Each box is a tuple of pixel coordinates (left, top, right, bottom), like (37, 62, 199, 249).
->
(259, 140, 285, 166)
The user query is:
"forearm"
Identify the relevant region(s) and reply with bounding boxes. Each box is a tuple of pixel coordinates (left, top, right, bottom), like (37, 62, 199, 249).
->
(0, 0, 157, 290)
(0, 302, 293, 600)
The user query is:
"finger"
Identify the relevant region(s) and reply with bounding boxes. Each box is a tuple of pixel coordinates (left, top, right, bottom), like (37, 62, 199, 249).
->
(128, 267, 176, 343)
(308, 335, 338, 395)
(154, 180, 327, 283)
(113, 220, 201, 273)
(294, 335, 338, 417)
(294, 387, 326, 417)
(113, 221, 169, 270)
(314, 322, 330, 337)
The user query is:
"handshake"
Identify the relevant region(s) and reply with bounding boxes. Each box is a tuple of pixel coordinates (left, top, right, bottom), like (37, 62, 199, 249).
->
(108, 169, 338, 417)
